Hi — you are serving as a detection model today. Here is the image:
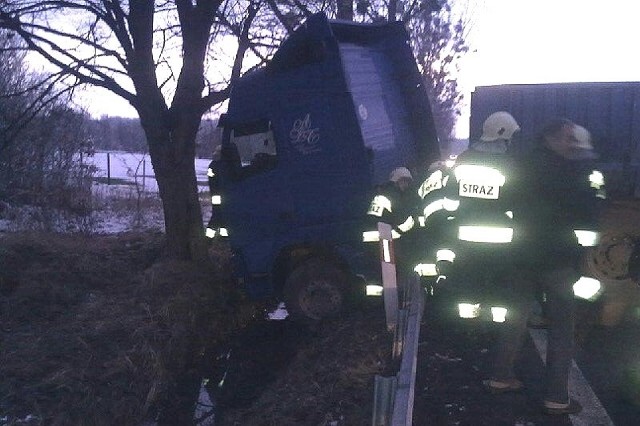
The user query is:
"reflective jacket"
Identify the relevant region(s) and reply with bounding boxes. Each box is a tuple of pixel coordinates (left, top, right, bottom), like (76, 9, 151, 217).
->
(519, 147, 604, 267)
(417, 143, 526, 271)
(447, 147, 521, 246)
(414, 161, 459, 276)
(363, 181, 419, 243)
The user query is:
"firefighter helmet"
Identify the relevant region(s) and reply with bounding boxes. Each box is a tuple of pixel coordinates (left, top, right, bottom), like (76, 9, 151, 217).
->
(480, 111, 520, 142)
(571, 125, 594, 150)
(570, 124, 598, 159)
(390, 167, 412, 182)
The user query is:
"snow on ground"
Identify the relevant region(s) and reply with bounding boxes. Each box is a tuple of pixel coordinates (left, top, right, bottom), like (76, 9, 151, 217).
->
(0, 152, 213, 234)
(88, 151, 212, 193)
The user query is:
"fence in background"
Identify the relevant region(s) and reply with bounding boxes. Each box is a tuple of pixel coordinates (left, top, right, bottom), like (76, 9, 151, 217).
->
(87, 152, 211, 192)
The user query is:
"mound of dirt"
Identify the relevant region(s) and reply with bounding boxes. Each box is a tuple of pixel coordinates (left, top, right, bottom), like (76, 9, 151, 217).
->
(214, 299, 393, 426)
(1, 232, 396, 426)
(0, 232, 256, 425)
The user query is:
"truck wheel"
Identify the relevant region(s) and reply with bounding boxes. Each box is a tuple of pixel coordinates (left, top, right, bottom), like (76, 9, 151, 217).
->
(283, 258, 347, 321)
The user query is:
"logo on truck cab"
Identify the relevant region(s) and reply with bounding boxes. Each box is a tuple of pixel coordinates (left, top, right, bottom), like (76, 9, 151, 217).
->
(290, 114, 320, 154)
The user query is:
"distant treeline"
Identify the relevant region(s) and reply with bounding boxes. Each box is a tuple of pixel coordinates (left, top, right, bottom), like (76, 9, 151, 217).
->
(88, 116, 221, 158)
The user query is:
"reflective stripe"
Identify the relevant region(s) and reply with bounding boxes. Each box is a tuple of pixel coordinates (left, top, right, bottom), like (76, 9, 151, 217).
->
(207, 168, 215, 178)
(423, 199, 444, 219)
(574, 230, 599, 247)
(454, 164, 506, 185)
(211, 195, 222, 205)
(367, 195, 392, 217)
(458, 225, 513, 243)
(491, 307, 508, 323)
(397, 216, 415, 233)
(442, 198, 460, 211)
(573, 276, 601, 300)
(589, 170, 604, 189)
(363, 229, 401, 242)
(422, 198, 459, 221)
(362, 230, 380, 242)
(436, 249, 456, 262)
(206, 227, 229, 238)
(418, 170, 444, 198)
(366, 285, 383, 296)
(382, 239, 392, 263)
(458, 303, 481, 319)
(414, 263, 438, 277)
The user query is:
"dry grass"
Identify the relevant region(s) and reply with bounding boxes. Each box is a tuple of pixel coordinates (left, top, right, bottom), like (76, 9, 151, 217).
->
(0, 232, 257, 426)
(217, 301, 393, 426)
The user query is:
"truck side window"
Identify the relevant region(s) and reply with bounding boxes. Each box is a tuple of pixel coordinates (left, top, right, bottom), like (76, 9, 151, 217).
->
(228, 123, 277, 177)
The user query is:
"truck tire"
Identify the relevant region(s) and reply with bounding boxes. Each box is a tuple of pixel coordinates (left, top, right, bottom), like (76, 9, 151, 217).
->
(283, 257, 347, 321)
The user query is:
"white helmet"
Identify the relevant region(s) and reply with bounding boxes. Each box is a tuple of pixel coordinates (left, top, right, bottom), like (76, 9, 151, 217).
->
(480, 111, 520, 142)
(390, 167, 412, 182)
(571, 125, 594, 150)
(570, 124, 598, 159)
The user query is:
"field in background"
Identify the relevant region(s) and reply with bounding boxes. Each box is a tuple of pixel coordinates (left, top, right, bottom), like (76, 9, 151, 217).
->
(0, 152, 213, 234)
(88, 151, 211, 193)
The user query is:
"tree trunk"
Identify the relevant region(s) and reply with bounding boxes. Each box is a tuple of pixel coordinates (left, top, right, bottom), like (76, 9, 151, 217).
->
(139, 106, 208, 262)
(337, 0, 354, 20)
(155, 159, 207, 261)
(388, 0, 398, 22)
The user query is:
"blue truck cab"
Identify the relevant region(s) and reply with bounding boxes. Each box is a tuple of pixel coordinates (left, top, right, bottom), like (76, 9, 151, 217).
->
(207, 13, 440, 320)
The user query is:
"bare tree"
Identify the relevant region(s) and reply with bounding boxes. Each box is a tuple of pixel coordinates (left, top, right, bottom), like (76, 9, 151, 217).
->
(0, 29, 39, 154)
(404, 0, 473, 142)
(0, 1, 471, 259)
(357, 0, 473, 141)
(337, 0, 353, 20)
(1, 30, 93, 212)
(0, 1, 281, 261)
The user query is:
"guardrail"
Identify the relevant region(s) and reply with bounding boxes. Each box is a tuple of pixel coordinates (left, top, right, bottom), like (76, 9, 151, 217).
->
(372, 223, 425, 426)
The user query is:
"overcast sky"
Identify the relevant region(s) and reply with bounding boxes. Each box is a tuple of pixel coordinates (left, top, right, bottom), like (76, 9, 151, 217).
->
(80, 0, 640, 137)
(465, 0, 639, 86)
(454, 0, 640, 136)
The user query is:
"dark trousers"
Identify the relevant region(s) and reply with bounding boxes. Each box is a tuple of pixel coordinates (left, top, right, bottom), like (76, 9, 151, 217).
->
(490, 265, 578, 403)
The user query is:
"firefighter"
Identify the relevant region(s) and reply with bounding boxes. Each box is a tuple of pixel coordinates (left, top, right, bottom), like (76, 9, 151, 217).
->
(528, 123, 606, 328)
(419, 111, 523, 307)
(485, 118, 603, 415)
(413, 159, 458, 285)
(205, 146, 228, 239)
(363, 167, 421, 276)
(364, 167, 418, 240)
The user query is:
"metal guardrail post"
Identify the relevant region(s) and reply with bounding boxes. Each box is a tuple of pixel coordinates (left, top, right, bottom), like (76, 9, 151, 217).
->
(372, 226, 423, 425)
(372, 375, 397, 426)
(392, 308, 408, 361)
(378, 222, 399, 331)
(391, 275, 425, 426)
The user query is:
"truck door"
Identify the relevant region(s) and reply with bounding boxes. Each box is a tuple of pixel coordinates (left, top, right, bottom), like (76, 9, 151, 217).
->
(219, 119, 294, 297)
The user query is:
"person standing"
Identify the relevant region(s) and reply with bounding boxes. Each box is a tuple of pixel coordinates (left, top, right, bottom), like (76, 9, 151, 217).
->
(363, 167, 421, 275)
(417, 111, 523, 306)
(485, 118, 602, 415)
(527, 123, 606, 328)
(205, 146, 228, 240)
